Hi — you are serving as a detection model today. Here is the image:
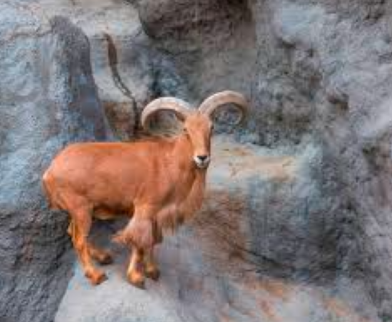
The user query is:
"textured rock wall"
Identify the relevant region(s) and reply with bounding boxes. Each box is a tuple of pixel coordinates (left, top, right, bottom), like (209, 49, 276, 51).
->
(137, 0, 257, 98)
(252, 1, 392, 319)
(0, 3, 107, 322)
(136, 0, 392, 319)
(2, 0, 392, 321)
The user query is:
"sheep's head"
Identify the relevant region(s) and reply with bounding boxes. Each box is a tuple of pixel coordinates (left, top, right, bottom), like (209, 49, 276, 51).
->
(141, 91, 249, 169)
(181, 113, 213, 168)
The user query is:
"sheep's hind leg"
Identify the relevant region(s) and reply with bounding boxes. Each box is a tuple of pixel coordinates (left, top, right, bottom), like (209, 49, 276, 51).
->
(127, 247, 145, 289)
(144, 247, 160, 281)
(70, 207, 107, 285)
(68, 220, 112, 265)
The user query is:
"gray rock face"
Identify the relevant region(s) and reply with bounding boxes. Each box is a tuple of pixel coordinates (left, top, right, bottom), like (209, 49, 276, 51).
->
(38, 0, 191, 140)
(137, 0, 257, 103)
(0, 4, 107, 322)
(251, 1, 392, 319)
(2, 0, 392, 321)
(137, 0, 392, 320)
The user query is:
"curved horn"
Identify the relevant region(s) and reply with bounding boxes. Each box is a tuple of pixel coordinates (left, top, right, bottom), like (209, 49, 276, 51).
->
(198, 91, 249, 124)
(141, 97, 193, 131)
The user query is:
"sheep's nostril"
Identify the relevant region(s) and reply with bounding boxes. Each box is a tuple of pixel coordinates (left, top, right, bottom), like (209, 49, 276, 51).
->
(197, 155, 208, 162)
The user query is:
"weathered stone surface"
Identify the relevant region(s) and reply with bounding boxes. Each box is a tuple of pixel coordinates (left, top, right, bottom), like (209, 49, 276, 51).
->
(2, 0, 392, 321)
(137, 0, 257, 106)
(0, 3, 107, 322)
(55, 137, 378, 322)
(38, 0, 190, 140)
(252, 2, 392, 319)
(137, 0, 392, 319)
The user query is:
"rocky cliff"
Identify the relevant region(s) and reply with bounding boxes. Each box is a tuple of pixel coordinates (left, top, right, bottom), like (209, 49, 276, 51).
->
(1, 0, 392, 321)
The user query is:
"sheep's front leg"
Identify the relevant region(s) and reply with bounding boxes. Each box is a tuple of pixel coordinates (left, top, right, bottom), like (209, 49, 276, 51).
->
(127, 247, 145, 289)
(122, 207, 158, 288)
(144, 247, 160, 281)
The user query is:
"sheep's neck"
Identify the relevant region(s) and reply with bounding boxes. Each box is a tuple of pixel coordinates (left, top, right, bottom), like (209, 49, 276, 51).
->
(184, 167, 206, 220)
(172, 134, 207, 219)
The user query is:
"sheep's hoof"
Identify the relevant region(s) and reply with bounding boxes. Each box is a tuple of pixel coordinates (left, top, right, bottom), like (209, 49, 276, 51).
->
(128, 273, 145, 289)
(146, 268, 160, 281)
(86, 270, 108, 285)
(131, 279, 145, 290)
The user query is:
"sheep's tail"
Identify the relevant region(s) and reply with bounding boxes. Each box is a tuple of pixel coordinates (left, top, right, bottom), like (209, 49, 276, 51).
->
(42, 169, 60, 210)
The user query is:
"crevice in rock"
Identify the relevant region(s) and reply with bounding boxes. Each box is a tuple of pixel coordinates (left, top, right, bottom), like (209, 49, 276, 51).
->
(103, 32, 140, 136)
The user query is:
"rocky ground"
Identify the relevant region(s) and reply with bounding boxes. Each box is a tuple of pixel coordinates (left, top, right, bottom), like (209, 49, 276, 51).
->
(1, 0, 392, 321)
